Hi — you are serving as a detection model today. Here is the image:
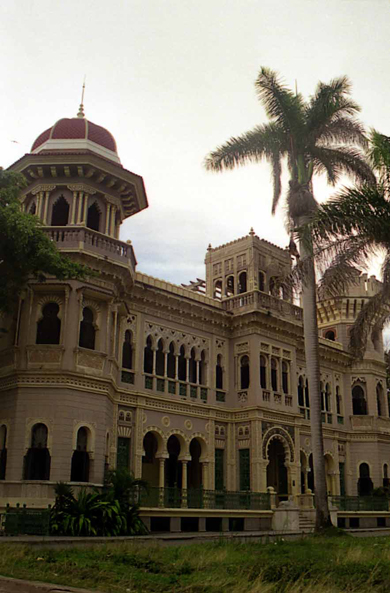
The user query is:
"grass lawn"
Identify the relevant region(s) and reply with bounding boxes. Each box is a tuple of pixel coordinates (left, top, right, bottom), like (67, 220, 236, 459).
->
(0, 532, 390, 592)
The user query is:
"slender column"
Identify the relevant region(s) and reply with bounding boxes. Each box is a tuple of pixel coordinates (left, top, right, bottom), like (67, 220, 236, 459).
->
(83, 193, 89, 224)
(159, 458, 166, 488)
(110, 205, 116, 236)
(77, 192, 83, 224)
(186, 357, 190, 382)
(304, 469, 309, 493)
(181, 460, 188, 508)
(105, 204, 111, 235)
(36, 192, 43, 220)
(152, 347, 157, 376)
(174, 354, 179, 379)
(71, 191, 77, 224)
(202, 462, 209, 490)
(111, 309, 118, 357)
(43, 191, 50, 224)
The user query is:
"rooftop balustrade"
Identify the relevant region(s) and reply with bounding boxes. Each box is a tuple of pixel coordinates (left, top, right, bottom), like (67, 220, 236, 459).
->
(42, 226, 136, 268)
(223, 290, 303, 322)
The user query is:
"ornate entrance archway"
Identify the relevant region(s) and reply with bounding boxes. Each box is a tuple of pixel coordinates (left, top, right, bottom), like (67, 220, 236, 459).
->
(263, 428, 294, 502)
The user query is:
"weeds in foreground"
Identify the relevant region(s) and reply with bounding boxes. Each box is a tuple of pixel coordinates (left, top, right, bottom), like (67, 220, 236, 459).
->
(0, 536, 389, 592)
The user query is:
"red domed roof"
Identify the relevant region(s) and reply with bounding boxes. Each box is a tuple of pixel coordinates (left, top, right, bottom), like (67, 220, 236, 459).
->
(31, 117, 117, 154)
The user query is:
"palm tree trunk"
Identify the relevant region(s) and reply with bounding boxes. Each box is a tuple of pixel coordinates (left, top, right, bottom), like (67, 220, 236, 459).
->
(300, 231, 331, 530)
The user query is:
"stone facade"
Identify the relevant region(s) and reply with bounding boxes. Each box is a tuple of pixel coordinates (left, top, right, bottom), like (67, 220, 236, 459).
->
(0, 114, 389, 519)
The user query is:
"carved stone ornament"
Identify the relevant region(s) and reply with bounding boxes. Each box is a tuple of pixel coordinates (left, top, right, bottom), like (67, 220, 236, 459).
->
(162, 416, 171, 427)
(77, 351, 104, 370)
(262, 426, 295, 462)
(238, 391, 248, 403)
(31, 185, 56, 195)
(184, 420, 192, 431)
(67, 184, 97, 195)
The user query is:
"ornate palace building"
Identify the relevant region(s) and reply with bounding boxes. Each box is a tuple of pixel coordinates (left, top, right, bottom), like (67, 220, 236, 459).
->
(0, 108, 388, 532)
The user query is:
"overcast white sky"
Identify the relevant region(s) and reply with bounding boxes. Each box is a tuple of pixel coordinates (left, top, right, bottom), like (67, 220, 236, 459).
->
(1, 0, 390, 285)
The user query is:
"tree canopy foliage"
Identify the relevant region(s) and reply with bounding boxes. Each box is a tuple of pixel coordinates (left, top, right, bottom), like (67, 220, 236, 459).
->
(0, 168, 90, 312)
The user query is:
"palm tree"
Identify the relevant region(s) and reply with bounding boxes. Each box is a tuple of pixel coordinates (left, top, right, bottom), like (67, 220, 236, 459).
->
(308, 132, 390, 359)
(205, 67, 375, 530)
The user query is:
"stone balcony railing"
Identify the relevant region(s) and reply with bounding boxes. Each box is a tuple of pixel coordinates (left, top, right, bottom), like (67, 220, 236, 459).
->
(42, 226, 136, 268)
(350, 415, 390, 433)
(223, 290, 303, 322)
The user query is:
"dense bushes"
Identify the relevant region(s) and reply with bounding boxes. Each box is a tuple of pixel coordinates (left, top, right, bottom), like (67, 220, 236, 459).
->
(50, 470, 148, 536)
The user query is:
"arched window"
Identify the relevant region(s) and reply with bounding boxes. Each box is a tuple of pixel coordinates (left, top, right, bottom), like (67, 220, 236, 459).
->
(240, 355, 250, 390)
(352, 385, 367, 415)
(155, 339, 165, 377)
(282, 361, 289, 394)
(305, 379, 310, 408)
(36, 302, 61, 344)
(24, 423, 51, 480)
(377, 384, 385, 417)
(0, 425, 7, 480)
(51, 195, 70, 226)
(336, 386, 342, 415)
(258, 271, 265, 292)
(320, 382, 325, 411)
(199, 350, 206, 385)
(29, 201, 37, 215)
(71, 427, 90, 482)
(384, 463, 389, 488)
(143, 335, 153, 374)
(325, 330, 336, 341)
(271, 357, 278, 391)
(167, 342, 175, 379)
(238, 271, 247, 294)
(216, 354, 223, 389)
(178, 345, 186, 382)
(325, 383, 331, 412)
(213, 280, 222, 300)
(226, 276, 234, 296)
(358, 463, 373, 496)
(122, 330, 133, 369)
(298, 376, 304, 407)
(260, 355, 267, 389)
(79, 307, 96, 350)
(189, 348, 197, 383)
(86, 202, 101, 232)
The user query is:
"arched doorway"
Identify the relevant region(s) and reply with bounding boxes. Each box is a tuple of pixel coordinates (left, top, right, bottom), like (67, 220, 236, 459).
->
(166, 435, 182, 489)
(358, 462, 373, 496)
(267, 438, 288, 500)
(188, 438, 202, 489)
(142, 432, 159, 487)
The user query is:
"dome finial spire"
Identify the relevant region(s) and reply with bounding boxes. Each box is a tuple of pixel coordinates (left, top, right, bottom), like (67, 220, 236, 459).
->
(77, 76, 86, 118)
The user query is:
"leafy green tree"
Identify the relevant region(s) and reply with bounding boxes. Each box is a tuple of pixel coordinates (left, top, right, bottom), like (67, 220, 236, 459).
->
(205, 67, 375, 529)
(0, 168, 90, 313)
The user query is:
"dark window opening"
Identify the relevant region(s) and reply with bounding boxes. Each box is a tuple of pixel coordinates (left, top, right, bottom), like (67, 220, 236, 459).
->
(79, 307, 96, 350)
(238, 271, 247, 294)
(240, 355, 250, 390)
(282, 361, 288, 394)
(36, 302, 61, 344)
(86, 202, 101, 232)
(51, 195, 70, 226)
(336, 386, 341, 415)
(122, 330, 133, 369)
(144, 336, 153, 374)
(178, 346, 186, 381)
(305, 379, 310, 407)
(298, 376, 304, 407)
(29, 201, 37, 215)
(352, 385, 367, 415)
(199, 350, 206, 385)
(271, 358, 278, 391)
(226, 276, 234, 296)
(358, 463, 373, 496)
(143, 432, 158, 464)
(167, 342, 175, 379)
(260, 355, 267, 389)
(156, 339, 165, 377)
(24, 423, 51, 480)
(216, 355, 223, 389)
(325, 330, 336, 341)
(189, 348, 197, 383)
(71, 427, 90, 482)
(258, 272, 265, 292)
